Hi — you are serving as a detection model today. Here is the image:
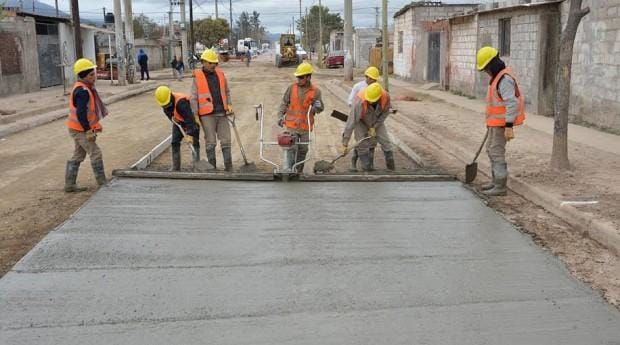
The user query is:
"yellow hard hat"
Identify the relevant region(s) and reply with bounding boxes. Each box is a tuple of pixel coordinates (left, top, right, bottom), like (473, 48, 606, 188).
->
(364, 66, 380, 80)
(294, 62, 313, 77)
(154, 86, 172, 107)
(73, 58, 97, 75)
(364, 82, 383, 103)
(476, 46, 499, 71)
(200, 49, 219, 63)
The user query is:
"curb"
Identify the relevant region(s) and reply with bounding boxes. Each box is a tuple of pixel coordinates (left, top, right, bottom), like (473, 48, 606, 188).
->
(328, 79, 620, 257)
(0, 83, 160, 139)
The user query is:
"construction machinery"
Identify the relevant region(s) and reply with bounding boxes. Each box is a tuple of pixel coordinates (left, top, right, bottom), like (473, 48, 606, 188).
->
(255, 103, 312, 181)
(275, 34, 299, 68)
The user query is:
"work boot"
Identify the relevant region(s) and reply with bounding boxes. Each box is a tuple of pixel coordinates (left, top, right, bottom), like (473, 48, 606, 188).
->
(349, 149, 358, 172)
(368, 147, 376, 171)
(206, 148, 217, 169)
(222, 146, 233, 172)
(359, 153, 372, 172)
(170, 145, 181, 171)
(295, 151, 307, 173)
(91, 159, 107, 186)
(483, 162, 507, 196)
(64, 160, 87, 193)
(384, 150, 395, 171)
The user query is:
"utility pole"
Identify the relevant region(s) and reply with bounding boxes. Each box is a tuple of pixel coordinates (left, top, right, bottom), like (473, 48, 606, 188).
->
(169, 1, 174, 65)
(70, 0, 83, 58)
(55, 0, 59, 17)
(299, 0, 302, 47)
(229, 0, 233, 49)
(375, 7, 379, 28)
(215, 0, 219, 19)
(344, 0, 353, 81)
(189, 0, 194, 57)
(305, 7, 308, 55)
(113, 0, 126, 85)
(382, 0, 389, 91)
(292, 16, 295, 38)
(180, 0, 188, 69)
(318, 0, 323, 67)
(123, 0, 135, 83)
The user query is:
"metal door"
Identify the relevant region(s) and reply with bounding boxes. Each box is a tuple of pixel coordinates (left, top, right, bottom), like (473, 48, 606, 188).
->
(427, 32, 440, 82)
(36, 22, 62, 88)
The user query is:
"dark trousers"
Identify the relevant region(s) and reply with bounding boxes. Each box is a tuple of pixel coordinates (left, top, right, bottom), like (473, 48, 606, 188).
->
(140, 63, 150, 80)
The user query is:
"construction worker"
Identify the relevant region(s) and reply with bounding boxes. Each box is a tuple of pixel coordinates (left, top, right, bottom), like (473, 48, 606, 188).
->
(342, 83, 395, 172)
(190, 49, 234, 171)
(64, 58, 108, 192)
(476, 46, 526, 196)
(155, 86, 200, 171)
(277, 62, 324, 173)
(347, 66, 380, 172)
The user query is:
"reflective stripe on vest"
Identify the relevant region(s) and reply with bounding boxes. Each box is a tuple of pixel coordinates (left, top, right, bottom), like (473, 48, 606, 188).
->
(194, 68, 228, 116)
(67, 81, 101, 132)
(285, 84, 316, 131)
(486, 68, 526, 127)
(356, 90, 389, 122)
(172, 92, 191, 123)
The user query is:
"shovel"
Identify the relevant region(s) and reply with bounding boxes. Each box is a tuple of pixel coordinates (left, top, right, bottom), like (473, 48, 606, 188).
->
(465, 128, 489, 184)
(170, 120, 215, 172)
(227, 113, 257, 173)
(313, 136, 372, 174)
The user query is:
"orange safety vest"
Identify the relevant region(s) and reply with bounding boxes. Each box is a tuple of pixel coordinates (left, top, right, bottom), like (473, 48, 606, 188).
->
(284, 84, 317, 132)
(356, 90, 389, 122)
(172, 92, 191, 123)
(486, 68, 526, 127)
(67, 81, 102, 132)
(193, 67, 228, 116)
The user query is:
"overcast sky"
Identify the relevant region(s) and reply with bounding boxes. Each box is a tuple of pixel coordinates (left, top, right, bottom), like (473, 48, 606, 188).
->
(38, 0, 490, 34)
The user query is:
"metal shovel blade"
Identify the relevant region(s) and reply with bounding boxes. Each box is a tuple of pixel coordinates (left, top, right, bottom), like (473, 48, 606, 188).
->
(313, 160, 336, 174)
(192, 159, 215, 172)
(465, 162, 478, 184)
(239, 162, 258, 173)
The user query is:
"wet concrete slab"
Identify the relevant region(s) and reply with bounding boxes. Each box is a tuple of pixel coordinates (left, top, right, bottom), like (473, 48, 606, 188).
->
(1, 178, 619, 344)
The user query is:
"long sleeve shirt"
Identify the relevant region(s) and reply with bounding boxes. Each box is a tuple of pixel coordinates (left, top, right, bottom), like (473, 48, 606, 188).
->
(277, 83, 324, 121)
(73, 87, 91, 131)
(164, 98, 198, 136)
(347, 80, 369, 106)
(342, 95, 391, 145)
(190, 69, 231, 115)
(497, 74, 519, 126)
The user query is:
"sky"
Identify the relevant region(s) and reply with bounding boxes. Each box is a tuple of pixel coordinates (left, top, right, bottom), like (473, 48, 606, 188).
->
(36, 0, 490, 34)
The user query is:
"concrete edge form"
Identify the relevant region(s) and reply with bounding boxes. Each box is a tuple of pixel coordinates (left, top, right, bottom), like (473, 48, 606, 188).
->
(131, 135, 173, 170)
(324, 79, 620, 257)
(112, 169, 276, 181)
(0, 84, 160, 139)
(299, 174, 455, 182)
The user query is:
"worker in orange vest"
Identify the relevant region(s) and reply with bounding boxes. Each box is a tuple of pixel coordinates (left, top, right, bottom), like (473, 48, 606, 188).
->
(476, 46, 526, 196)
(277, 62, 324, 173)
(190, 49, 234, 171)
(342, 83, 394, 172)
(155, 86, 201, 171)
(64, 58, 108, 192)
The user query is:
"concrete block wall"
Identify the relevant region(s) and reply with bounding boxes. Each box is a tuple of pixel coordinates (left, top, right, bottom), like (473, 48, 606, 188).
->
(0, 16, 40, 96)
(564, 0, 620, 133)
(448, 15, 478, 95)
(394, 10, 415, 79)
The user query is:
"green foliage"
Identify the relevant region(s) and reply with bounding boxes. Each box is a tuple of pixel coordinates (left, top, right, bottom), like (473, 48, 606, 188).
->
(298, 5, 343, 50)
(234, 11, 266, 41)
(133, 14, 162, 39)
(194, 17, 230, 48)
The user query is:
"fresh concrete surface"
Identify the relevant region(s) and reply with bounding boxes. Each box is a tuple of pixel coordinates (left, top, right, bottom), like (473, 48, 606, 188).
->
(1, 178, 619, 344)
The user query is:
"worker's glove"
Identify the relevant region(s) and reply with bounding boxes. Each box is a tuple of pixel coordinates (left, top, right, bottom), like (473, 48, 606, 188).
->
(85, 130, 97, 142)
(368, 127, 376, 138)
(504, 127, 515, 141)
(312, 100, 322, 113)
(277, 118, 284, 128)
(226, 104, 233, 115)
(340, 144, 349, 155)
(183, 135, 194, 144)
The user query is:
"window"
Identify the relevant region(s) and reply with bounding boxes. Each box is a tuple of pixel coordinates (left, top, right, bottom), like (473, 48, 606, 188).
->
(398, 31, 403, 54)
(499, 18, 511, 56)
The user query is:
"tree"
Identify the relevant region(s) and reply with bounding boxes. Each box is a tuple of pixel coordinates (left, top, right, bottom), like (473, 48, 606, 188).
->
(132, 14, 162, 39)
(194, 17, 230, 48)
(298, 5, 343, 51)
(550, 0, 590, 170)
(234, 11, 265, 42)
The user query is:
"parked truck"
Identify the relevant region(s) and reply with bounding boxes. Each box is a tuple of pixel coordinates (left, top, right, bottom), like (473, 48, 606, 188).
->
(275, 34, 299, 68)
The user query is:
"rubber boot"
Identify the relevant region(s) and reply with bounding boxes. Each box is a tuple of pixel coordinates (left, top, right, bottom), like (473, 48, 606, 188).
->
(206, 147, 217, 169)
(295, 151, 307, 173)
(481, 167, 495, 190)
(91, 159, 107, 186)
(170, 145, 181, 171)
(64, 161, 87, 193)
(222, 146, 233, 172)
(368, 147, 376, 171)
(483, 162, 507, 196)
(359, 152, 372, 172)
(349, 149, 358, 172)
(384, 150, 395, 171)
